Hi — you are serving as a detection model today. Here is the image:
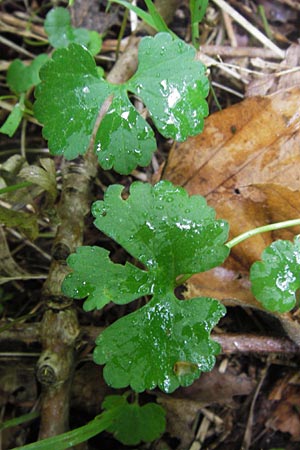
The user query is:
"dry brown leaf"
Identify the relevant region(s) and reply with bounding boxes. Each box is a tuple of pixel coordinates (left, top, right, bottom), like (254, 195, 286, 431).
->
(267, 373, 300, 441)
(156, 364, 254, 450)
(161, 86, 300, 342)
(247, 44, 300, 97)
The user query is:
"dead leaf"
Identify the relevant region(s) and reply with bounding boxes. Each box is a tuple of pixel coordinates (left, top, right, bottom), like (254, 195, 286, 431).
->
(267, 373, 300, 441)
(20, 158, 58, 203)
(156, 363, 254, 450)
(161, 86, 300, 343)
(247, 44, 300, 97)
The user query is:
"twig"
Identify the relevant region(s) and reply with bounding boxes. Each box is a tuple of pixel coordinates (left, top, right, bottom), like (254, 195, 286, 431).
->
(200, 45, 284, 59)
(241, 360, 270, 450)
(211, 81, 244, 98)
(0, 35, 34, 58)
(211, 0, 285, 58)
(1, 324, 299, 355)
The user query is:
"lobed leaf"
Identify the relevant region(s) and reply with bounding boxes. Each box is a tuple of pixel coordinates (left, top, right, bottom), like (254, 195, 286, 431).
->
(94, 293, 225, 393)
(63, 246, 152, 311)
(102, 395, 166, 445)
(95, 89, 156, 173)
(91, 181, 229, 282)
(7, 54, 48, 94)
(128, 32, 209, 141)
(34, 44, 111, 160)
(250, 236, 300, 312)
(44, 7, 101, 55)
(34, 33, 209, 174)
(63, 181, 229, 392)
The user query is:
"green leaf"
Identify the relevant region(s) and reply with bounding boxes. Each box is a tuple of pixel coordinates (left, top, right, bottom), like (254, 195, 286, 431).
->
(34, 44, 111, 160)
(63, 181, 229, 392)
(250, 236, 300, 312)
(44, 7, 101, 55)
(128, 32, 209, 141)
(87, 30, 102, 56)
(95, 88, 156, 173)
(95, 293, 225, 393)
(91, 181, 228, 278)
(0, 205, 38, 240)
(190, 0, 208, 24)
(63, 246, 152, 311)
(0, 103, 23, 137)
(144, 0, 170, 32)
(34, 33, 209, 174)
(0, 411, 39, 432)
(11, 411, 115, 450)
(7, 54, 48, 94)
(102, 395, 166, 445)
(189, 0, 208, 48)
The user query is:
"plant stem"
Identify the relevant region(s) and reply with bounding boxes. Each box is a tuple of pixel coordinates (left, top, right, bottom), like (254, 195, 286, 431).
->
(175, 219, 300, 287)
(226, 219, 300, 249)
(12, 411, 115, 450)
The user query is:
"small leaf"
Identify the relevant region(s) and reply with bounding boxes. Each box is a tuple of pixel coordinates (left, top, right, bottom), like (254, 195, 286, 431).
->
(44, 7, 101, 55)
(20, 158, 57, 202)
(250, 236, 300, 312)
(7, 55, 48, 94)
(87, 31, 102, 56)
(102, 395, 166, 445)
(0, 205, 38, 240)
(63, 181, 229, 392)
(63, 246, 152, 311)
(95, 89, 156, 173)
(0, 103, 23, 137)
(128, 32, 209, 141)
(95, 293, 225, 393)
(34, 44, 111, 160)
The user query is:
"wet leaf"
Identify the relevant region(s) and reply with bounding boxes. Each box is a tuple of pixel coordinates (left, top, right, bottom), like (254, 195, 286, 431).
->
(128, 32, 209, 141)
(95, 89, 156, 173)
(63, 181, 229, 392)
(250, 237, 300, 312)
(44, 7, 101, 55)
(63, 246, 151, 311)
(94, 293, 225, 393)
(162, 86, 300, 341)
(34, 44, 111, 160)
(102, 395, 166, 445)
(34, 33, 209, 174)
(7, 55, 48, 94)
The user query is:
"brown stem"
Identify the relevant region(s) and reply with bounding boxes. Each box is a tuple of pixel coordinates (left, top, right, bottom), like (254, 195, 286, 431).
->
(2, 322, 299, 355)
(37, 154, 98, 439)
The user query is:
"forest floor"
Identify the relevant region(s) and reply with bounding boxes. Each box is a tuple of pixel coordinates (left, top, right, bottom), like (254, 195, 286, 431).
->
(1, 0, 300, 449)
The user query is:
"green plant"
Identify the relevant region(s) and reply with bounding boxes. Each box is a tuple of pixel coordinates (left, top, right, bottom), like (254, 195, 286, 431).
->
(34, 32, 209, 173)
(3, 2, 300, 448)
(63, 181, 229, 392)
(7, 394, 165, 449)
(0, 7, 101, 139)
